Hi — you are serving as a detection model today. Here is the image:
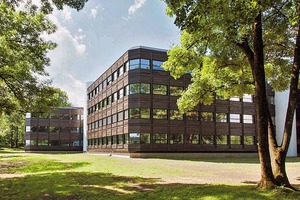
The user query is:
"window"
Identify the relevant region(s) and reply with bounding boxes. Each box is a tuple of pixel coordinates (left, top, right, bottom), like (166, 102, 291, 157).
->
(118, 65, 124, 76)
(118, 111, 124, 121)
(125, 61, 129, 72)
(201, 136, 213, 144)
(118, 134, 124, 145)
(243, 115, 253, 124)
(244, 136, 254, 145)
(113, 70, 118, 81)
(230, 114, 241, 123)
(201, 112, 214, 122)
(186, 111, 199, 120)
(170, 86, 183, 96)
(112, 135, 117, 145)
(118, 88, 124, 99)
(153, 133, 167, 144)
(153, 60, 164, 71)
(153, 109, 167, 119)
(230, 96, 240, 101)
(170, 110, 183, 120)
(129, 108, 150, 119)
(124, 110, 128, 120)
(61, 141, 70, 146)
(107, 116, 112, 124)
(140, 108, 150, 119)
(216, 113, 227, 122)
(129, 108, 140, 119)
(129, 133, 150, 144)
(129, 59, 140, 70)
(26, 126, 31, 132)
(124, 85, 129, 96)
(112, 92, 118, 102)
(216, 135, 228, 145)
(186, 134, 199, 144)
(231, 135, 241, 145)
(153, 84, 167, 95)
(103, 118, 107, 126)
(107, 96, 112, 106)
(129, 83, 150, 94)
(38, 140, 48, 146)
(107, 75, 112, 86)
(170, 134, 183, 144)
(112, 114, 117, 123)
(130, 83, 140, 94)
(140, 59, 150, 69)
(243, 94, 253, 102)
(140, 83, 150, 94)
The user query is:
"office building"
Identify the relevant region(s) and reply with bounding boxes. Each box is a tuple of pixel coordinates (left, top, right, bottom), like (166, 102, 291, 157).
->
(86, 46, 279, 157)
(24, 107, 84, 152)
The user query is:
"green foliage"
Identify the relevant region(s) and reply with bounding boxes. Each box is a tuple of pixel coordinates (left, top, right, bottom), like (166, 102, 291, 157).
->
(163, 0, 300, 112)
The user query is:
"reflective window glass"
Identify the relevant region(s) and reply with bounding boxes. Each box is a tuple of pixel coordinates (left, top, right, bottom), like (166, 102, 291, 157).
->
(153, 84, 167, 95)
(129, 59, 140, 70)
(140, 59, 150, 69)
(216, 113, 227, 122)
(153, 133, 167, 144)
(170, 134, 183, 144)
(140, 83, 150, 94)
(129, 108, 140, 119)
(186, 134, 199, 144)
(170, 110, 183, 120)
(186, 111, 199, 120)
(230, 114, 241, 123)
(216, 135, 228, 145)
(170, 86, 183, 96)
(153, 60, 164, 71)
(243, 115, 253, 124)
(130, 83, 140, 94)
(231, 135, 241, 145)
(244, 136, 254, 145)
(201, 112, 214, 122)
(153, 109, 167, 119)
(201, 136, 213, 144)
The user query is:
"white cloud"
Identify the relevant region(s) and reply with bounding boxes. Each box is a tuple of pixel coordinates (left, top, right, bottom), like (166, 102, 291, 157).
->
(128, 0, 146, 15)
(61, 7, 72, 21)
(43, 9, 88, 106)
(90, 4, 104, 19)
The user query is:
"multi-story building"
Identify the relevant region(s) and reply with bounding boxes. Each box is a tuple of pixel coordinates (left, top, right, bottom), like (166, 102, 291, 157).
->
(87, 46, 278, 157)
(24, 107, 84, 152)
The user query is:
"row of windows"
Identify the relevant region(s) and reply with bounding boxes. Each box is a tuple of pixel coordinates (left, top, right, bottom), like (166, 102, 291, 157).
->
(26, 113, 83, 120)
(87, 83, 183, 115)
(88, 59, 165, 100)
(87, 109, 254, 130)
(87, 133, 255, 146)
(25, 140, 82, 147)
(26, 126, 83, 133)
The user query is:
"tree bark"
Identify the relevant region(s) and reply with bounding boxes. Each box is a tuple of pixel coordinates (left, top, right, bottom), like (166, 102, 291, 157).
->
(268, 22, 300, 191)
(252, 11, 277, 190)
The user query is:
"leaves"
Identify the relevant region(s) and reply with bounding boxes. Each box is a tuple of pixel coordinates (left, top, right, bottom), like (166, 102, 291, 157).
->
(163, 0, 300, 113)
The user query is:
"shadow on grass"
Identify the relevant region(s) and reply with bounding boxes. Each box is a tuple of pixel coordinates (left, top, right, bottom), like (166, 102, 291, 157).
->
(0, 148, 24, 154)
(0, 172, 299, 200)
(157, 156, 300, 164)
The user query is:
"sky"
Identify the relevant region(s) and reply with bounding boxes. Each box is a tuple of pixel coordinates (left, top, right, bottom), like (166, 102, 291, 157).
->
(44, 0, 180, 107)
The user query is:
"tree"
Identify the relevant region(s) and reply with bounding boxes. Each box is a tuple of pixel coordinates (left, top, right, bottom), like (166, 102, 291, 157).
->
(0, 0, 87, 113)
(162, 0, 299, 190)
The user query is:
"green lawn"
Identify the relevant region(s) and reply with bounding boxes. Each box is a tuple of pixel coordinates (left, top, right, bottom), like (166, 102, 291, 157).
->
(0, 148, 299, 200)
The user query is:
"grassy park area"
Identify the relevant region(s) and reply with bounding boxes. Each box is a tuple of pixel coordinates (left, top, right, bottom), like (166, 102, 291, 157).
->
(0, 148, 299, 200)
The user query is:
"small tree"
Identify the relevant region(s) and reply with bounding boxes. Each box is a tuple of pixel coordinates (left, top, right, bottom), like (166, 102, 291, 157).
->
(163, 0, 299, 190)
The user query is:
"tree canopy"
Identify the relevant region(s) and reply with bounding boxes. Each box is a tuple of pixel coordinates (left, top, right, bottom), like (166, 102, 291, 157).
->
(163, 0, 300, 190)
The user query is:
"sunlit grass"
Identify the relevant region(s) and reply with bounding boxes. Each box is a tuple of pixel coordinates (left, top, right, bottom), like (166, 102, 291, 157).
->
(0, 150, 299, 200)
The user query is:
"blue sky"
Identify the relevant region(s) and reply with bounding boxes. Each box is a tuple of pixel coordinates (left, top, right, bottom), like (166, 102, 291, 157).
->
(44, 0, 180, 106)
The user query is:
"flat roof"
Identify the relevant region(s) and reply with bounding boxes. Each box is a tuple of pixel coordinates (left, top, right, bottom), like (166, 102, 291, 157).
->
(129, 45, 168, 52)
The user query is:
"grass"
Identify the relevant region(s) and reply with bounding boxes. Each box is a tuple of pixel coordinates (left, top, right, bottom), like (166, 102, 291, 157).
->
(0, 149, 299, 200)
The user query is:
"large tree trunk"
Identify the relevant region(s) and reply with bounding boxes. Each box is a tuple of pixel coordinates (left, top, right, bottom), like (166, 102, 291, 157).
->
(252, 11, 277, 190)
(268, 22, 300, 191)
